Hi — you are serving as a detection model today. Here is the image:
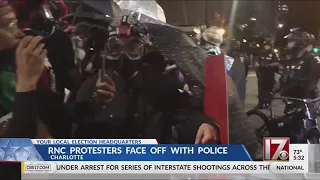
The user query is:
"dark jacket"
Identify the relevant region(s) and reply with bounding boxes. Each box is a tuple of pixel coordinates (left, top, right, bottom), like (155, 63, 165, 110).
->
(229, 52, 247, 103)
(39, 29, 76, 138)
(257, 49, 279, 72)
(73, 54, 219, 143)
(0, 29, 76, 138)
(3, 91, 39, 137)
(44, 29, 76, 100)
(280, 53, 320, 98)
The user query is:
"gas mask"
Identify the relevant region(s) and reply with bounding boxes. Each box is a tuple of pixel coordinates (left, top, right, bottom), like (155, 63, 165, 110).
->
(105, 36, 145, 61)
(103, 14, 150, 78)
(104, 36, 145, 78)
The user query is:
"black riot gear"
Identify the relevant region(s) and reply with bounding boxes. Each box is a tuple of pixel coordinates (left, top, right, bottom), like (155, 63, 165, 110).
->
(279, 50, 320, 98)
(273, 30, 320, 113)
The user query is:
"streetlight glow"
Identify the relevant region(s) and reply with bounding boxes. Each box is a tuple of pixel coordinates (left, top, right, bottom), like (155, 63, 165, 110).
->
(277, 23, 284, 28)
(217, 28, 225, 35)
(274, 49, 278, 53)
(243, 39, 247, 43)
(193, 27, 201, 34)
(250, 17, 256, 21)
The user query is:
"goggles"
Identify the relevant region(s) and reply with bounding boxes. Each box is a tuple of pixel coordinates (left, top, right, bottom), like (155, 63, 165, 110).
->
(105, 36, 145, 60)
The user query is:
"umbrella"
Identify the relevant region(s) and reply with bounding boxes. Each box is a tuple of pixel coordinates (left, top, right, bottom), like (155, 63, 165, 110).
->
(117, 0, 166, 23)
(82, 0, 122, 19)
(62, 12, 110, 26)
(117, 0, 206, 86)
(62, 0, 122, 25)
(147, 23, 207, 86)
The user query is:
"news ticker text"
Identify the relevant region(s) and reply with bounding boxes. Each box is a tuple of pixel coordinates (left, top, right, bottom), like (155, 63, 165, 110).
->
(22, 162, 308, 174)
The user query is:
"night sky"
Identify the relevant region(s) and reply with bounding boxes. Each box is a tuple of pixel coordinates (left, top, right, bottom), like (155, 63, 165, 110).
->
(286, 1, 320, 37)
(157, 0, 232, 26)
(158, 0, 320, 38)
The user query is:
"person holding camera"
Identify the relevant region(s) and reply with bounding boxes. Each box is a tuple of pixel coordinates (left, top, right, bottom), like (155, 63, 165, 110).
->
(0, 1, 50, 138)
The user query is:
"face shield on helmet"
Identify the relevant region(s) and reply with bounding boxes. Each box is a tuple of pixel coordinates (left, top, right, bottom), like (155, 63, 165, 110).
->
(105, 14, 149, 61)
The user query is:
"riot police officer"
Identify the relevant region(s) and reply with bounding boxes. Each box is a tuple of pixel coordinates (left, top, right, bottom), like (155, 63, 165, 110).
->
(256, 38, 280, 109)
(273, 29, 320, 102)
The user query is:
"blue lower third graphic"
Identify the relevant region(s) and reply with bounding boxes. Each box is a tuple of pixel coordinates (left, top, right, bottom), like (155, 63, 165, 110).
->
(0, 139, 42, 161)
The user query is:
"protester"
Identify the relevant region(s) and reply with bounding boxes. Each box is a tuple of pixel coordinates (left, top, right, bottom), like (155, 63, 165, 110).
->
(5, 36, 49, 138)
(199, 26, 263, 159)
(200, 26, 223, 56)
(72, 14, 219, 144)
(0, 1, 50, 138)
(12, 0, 78, 101)
(10, 0, 80, 138)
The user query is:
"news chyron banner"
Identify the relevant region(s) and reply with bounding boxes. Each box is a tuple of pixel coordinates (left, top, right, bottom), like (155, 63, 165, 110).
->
(204, 54, 229, 144)
(0, 138, 312, 176)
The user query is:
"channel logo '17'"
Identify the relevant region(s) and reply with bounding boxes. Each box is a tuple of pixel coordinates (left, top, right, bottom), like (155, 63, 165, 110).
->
(263, 138, 290, 161)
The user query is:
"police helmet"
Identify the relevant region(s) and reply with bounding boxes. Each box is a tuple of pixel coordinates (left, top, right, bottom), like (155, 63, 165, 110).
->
(263, 38, 273, 46)
(284, 28, 314, 48)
